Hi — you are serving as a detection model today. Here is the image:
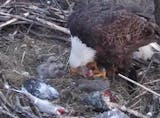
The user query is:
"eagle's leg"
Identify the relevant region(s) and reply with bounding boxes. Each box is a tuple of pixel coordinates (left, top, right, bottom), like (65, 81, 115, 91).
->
(87, 61, 107, 78)
(92, 68, 106, 78)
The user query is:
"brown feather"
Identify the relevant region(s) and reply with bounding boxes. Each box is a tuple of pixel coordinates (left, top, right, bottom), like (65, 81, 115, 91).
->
(68, 0, 160, 72)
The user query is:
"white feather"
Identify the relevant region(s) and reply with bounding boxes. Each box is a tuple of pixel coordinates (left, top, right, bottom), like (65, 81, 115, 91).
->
(150, 42, 160, 51)
(133, 42, 160, 61)
(69, 36, 96, 68)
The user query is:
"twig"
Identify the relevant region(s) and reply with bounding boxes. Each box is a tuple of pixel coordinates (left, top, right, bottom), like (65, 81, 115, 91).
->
(0, 12, 32, 23)
(0, 12, 70, 35)
(126, 91, 147, 106)
(29, 29, 70, 42)
(52, 0, 65, 17)
(144, 79, 160, 85)
(118, 73, 160, 97)
(0, 12, 29, 28)
(26, 24, 33, 34)
(21, 51, 26, 65)
(141, 60, 153, 81)
(15, 105, 40, 118)
(27, 4, 50, 14)
(0, 107, 19, 118)
(0, 91, 22, 118)
(0, 18, 17, 28)
(1, 0, 12, 7)
(0, 91, 13, 110)
(55, 50, 68, 61)
(2, 82, 40, 118)
(104, 101, 149, 118)
(0, 15, 10, 21)
(35, 17, 70, 34)
(129, 98, 141, 109)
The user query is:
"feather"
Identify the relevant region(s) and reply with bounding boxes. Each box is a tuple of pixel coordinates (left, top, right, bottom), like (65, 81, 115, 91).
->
(133, 42, 160, 61)
(68, 0, 160, 73)
(69, 36, 96, 68)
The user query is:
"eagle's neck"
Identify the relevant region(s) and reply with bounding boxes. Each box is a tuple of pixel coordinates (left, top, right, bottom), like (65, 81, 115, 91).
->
(69, 36, 96, 68)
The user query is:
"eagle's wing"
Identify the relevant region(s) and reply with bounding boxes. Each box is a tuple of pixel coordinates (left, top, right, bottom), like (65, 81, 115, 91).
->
(69, 2, 155, 48)
(68, 1, 159, 69)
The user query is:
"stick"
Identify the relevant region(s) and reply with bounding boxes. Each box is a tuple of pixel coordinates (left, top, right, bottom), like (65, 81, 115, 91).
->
(21, 51, 26, 65)
(144, 79, 160, 85)
(0, 107, 19, 118)
(0, 12, 70, 35)
(0, 12, 32, 23)
(0, 12, 29, 28)
(36, 17, 70, 35)
(0, 18, 17, 28)
(29, 29, 70, 42)
(103, 100, 149, 118)
(118, 73, 160, 97)
(1, 0, 12, 7)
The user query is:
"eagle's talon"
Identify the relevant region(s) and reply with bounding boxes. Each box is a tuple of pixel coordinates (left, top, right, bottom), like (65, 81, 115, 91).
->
(70, 68, 79, 75)
(86, 61, 107, 78)
(70, 62, 107, 79)
(92, 69, 107, 78)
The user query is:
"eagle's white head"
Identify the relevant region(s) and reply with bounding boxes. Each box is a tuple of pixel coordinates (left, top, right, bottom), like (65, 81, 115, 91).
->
(69, 36, 96, 68)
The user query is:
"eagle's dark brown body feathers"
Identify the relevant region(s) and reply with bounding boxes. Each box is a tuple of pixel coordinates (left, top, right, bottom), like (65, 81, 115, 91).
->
(68, 1, 160, 72)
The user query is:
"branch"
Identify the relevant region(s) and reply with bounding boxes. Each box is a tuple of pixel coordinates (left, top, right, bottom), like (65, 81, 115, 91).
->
(29, 29, 70, 42)
(1, 0, 12, 7)
(0, 12, 29, 28)
(0, 12, 70, 35)
(35, 17, 70, 35)
(118, 73, 160, 97)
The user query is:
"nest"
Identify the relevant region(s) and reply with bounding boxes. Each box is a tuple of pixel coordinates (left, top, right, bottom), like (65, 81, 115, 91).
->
(0, 0, 160, 118)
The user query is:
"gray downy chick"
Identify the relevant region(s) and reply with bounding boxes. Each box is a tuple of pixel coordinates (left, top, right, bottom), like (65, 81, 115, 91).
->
(37, 63, 49, 79)
(37, 56, 65, 79)
(47, 56, 65, 78)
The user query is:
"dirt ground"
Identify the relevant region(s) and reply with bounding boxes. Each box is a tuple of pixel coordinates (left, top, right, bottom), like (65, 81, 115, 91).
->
(0, 0, 160, 118)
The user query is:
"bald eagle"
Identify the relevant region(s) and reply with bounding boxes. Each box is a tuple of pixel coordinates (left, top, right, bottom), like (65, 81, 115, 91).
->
(68, 1, 160, 78)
